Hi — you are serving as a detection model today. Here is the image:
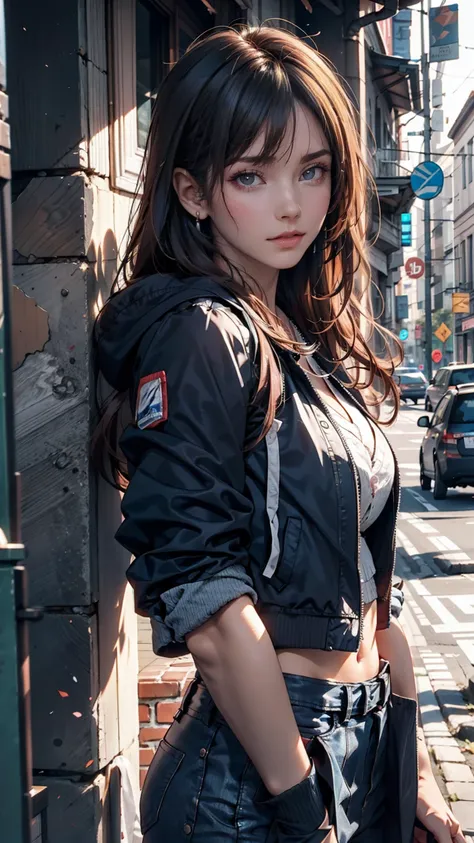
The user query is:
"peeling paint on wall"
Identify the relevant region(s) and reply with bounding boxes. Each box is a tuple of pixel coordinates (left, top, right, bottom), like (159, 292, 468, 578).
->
(11, 284, 49, 369)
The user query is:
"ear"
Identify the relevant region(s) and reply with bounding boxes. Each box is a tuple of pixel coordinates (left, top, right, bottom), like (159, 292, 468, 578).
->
(172, 168, 210, 220)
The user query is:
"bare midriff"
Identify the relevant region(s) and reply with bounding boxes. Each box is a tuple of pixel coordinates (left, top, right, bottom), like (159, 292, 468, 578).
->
(275, 599, 380, 683)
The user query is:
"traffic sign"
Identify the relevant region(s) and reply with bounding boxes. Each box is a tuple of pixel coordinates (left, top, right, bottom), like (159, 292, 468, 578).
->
(432, 349, 443, 364)
(415, 324, 423, 340)
(399, 328, 409, 341)
(434, 322, 452, 343)
(405, 257, 425, 279)
(410, 161, 444, 200)
(452, 292, 470, 313)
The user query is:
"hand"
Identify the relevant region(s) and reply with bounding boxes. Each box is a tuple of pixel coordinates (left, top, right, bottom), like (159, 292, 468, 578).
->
(415, 773, 466, 843)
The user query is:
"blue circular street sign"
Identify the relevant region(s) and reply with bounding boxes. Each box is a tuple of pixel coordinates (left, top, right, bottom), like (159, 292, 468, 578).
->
(410, 161, 444, 200)
(399, 328, 409, 341)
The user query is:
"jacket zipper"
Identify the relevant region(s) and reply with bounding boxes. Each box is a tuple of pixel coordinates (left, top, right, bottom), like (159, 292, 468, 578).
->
(329, 376, 401, 607)
(296, 365, 365, 644)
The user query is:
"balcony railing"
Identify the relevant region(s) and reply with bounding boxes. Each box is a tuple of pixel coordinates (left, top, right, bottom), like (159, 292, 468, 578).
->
(374, 149, 410, 179)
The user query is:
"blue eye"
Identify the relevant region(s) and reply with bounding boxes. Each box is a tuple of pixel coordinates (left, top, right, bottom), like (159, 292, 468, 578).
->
(232, 171, 263, 188)
(302, 165, 324, 182)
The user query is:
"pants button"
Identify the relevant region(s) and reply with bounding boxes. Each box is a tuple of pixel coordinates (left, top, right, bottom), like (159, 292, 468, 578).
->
(199, 748, 207, 758)
(184, 823, 193, 835)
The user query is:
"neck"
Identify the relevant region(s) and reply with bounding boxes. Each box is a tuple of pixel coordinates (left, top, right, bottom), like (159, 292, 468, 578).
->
(213, 244, 279, 313)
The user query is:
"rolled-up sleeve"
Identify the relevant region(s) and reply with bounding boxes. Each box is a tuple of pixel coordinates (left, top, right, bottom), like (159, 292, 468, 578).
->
(115, 301, 258, 654)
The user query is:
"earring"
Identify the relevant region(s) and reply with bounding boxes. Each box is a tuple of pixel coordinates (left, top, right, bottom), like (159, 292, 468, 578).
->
(312, 229, 326, 255)
(195, 210, 201, 232)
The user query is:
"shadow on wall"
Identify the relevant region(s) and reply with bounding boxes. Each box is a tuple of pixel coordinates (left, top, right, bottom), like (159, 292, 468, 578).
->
(11, 219, 139, 839)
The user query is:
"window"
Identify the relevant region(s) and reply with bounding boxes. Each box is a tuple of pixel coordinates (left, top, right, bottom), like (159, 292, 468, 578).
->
(468, 234, 474, 290)
(110, 0, 212, 192)
(375, 106, 382, 148)
(451, 396, 474, 424)
(400, 373, 427, 385)
(450, 367, 474, 386)
(461, 146, 466, 189)
(454, 243, 460, 285)
(136, 1, 169, 150)
(468, 138, 474, 184)
(461, 239, 467, 287)
(432, 394, 450, 423)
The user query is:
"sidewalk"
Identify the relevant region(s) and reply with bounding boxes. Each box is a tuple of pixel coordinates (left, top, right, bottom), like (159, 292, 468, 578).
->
(401, 610, 474, 839)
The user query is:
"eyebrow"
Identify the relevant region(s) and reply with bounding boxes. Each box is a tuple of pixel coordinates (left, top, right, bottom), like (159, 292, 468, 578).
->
(237, 149, 332, 165)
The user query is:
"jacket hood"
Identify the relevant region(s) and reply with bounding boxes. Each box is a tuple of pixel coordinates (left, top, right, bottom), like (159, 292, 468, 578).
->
(95, 274, 241, 392)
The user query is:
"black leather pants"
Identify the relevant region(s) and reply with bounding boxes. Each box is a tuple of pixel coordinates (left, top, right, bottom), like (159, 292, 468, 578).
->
(140, 661, 418, 843)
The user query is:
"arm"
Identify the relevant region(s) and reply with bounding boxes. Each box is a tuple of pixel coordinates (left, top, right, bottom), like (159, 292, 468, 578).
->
(376, 620, 465, 843)
(117, 302, 329, 836)
(186, 594, 312, 795)
(375, 619, 430, 773)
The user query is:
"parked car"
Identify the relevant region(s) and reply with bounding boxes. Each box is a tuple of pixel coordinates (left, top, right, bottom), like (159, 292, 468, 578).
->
(395, 366, 421, 374)
(396, 371, 428, 405)
(425, 363, 474, 411)
(418, 384, 474, 499)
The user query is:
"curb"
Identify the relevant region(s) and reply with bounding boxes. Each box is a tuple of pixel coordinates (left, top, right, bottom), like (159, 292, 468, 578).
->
(416, 667, 474, 837)
(432, 686, 474, 743)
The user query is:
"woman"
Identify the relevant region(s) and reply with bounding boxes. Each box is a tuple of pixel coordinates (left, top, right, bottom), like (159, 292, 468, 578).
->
(94, 25, 464, 843)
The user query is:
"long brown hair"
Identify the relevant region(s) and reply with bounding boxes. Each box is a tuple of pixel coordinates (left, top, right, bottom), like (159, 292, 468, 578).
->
(95, 24, 401, 487)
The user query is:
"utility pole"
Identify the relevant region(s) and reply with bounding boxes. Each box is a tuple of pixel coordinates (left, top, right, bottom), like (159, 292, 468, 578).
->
(421, 0, 433, 380)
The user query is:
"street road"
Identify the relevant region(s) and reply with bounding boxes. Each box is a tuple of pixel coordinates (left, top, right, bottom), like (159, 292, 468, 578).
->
(387, 401, 474, 692)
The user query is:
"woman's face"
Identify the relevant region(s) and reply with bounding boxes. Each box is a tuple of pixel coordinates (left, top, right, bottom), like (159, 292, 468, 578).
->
(208, 103, 332, 287)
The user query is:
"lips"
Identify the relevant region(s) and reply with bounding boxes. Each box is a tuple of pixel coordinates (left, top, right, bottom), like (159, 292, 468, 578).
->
(269, 231, 305, 240)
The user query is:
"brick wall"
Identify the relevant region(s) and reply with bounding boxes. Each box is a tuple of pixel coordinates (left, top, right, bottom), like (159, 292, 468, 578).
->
(138, 662, 197, 787)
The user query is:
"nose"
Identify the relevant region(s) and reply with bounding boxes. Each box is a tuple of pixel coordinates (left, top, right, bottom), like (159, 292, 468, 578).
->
(275, 184, 301, 221)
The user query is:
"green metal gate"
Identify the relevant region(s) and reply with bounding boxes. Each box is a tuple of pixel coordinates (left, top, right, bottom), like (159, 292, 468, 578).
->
(0, 0, 46, 837)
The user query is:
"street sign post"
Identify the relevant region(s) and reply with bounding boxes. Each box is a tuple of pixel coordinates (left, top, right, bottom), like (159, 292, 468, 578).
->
(452, 292, 470, 313)
(405, 256, 425, 279)
(410, 161, 445, 200)
(434, 322, 452, 343)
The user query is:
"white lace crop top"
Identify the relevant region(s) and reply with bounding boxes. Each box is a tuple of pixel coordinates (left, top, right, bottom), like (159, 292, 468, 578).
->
(304, 360, 395, 603)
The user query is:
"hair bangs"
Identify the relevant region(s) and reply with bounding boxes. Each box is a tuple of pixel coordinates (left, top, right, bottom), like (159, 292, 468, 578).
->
(204, 60, 297, 193)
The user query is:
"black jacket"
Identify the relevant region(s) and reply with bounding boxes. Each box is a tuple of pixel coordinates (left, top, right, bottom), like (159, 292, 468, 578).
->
(96, 273, 400, 657)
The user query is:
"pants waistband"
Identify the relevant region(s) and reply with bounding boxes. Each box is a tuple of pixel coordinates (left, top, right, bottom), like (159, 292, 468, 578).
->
(280, 660, 391, 720)
(175, 661, 391, 729)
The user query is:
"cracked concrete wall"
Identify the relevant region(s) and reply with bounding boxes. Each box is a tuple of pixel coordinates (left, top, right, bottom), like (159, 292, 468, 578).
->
(11, 285, 49, 369)
(6, 0, 139, 839)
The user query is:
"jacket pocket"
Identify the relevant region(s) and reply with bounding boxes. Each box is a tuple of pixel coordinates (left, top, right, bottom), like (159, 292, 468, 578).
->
(140, 739, 185, 834)
(271, 516, 302, 592)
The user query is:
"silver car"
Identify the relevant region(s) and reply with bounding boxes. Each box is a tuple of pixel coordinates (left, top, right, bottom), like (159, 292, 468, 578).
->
(425, 363, 474, 411)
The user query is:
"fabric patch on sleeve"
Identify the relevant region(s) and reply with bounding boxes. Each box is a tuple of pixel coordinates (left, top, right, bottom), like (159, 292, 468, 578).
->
(136, 371, 168, 429)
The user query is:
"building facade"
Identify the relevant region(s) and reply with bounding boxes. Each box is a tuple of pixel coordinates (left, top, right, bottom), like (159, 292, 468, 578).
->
(448, 92, 474, 363)
(4, 1, 420, 840)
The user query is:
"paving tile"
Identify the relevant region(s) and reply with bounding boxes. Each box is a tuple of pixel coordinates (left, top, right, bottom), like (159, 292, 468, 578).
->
(432, 745, 465, 764)
(440, 762, 474, 782)
(426, 736, 459, 748)
(448, 715, 474, 741)
(446, 781, 474, 801)
(452, 802, 474, 835)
